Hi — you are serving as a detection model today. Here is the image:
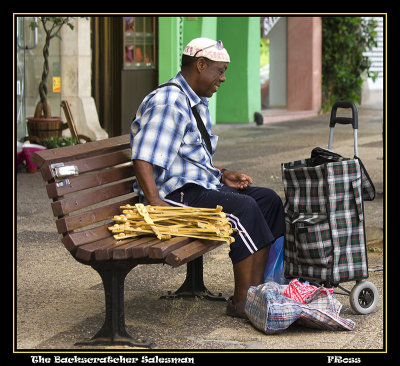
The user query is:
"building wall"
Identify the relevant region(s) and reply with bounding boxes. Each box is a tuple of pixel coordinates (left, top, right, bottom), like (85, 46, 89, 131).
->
(61, 18, 108, 140)
(361, 16, 384, 106)
(216, 17, 261, 123)
(268, 17, 287, 108)
(158, 17, 180, 84)
(287, 17, 322, 112)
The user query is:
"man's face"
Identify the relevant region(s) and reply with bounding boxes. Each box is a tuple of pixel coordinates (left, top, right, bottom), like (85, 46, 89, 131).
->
(197, 59, 229, 98)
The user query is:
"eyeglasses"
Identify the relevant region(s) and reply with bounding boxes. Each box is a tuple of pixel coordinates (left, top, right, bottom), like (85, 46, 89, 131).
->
(193, 40, 224, 58)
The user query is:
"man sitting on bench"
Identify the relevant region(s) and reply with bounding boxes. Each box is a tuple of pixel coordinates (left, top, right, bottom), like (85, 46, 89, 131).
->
(130, 37, 285, 319)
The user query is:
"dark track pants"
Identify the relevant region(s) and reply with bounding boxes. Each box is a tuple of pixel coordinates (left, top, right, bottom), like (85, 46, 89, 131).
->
(164, 184, 285, 264)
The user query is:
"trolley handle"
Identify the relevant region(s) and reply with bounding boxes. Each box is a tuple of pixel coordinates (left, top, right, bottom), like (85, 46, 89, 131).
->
(329, 101, 358, 129)
(328, 101, 359, 157)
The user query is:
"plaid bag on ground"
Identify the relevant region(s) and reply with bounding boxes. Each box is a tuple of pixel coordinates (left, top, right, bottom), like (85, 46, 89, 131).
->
(245, 282, 355, 334)
(282, 148, 374, 283)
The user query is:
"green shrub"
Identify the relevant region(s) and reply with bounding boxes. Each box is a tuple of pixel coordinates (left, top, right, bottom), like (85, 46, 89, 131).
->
(322, 17, 379, 112)
(41, 136, 81, 149)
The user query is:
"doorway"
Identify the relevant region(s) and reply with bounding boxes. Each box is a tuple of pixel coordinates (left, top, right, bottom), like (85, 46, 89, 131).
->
(261, 17, 287, 110)
(91, 16, 158, 137)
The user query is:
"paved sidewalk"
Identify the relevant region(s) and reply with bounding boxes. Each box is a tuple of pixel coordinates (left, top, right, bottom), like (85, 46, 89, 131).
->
(15, 105, 385, 353)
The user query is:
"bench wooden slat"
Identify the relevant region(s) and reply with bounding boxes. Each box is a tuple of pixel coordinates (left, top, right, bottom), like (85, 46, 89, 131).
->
(46, 159, 133, 199)
(61, 223, 112, 252)
(130, 239, 168, 259)
(51, 179, 134, 216)
(149, 237, 193, 259)
(112, 237, 161, 260)
(95, 236, 158, 261)
(41, 148, 132, 182)
(113, 237, 196, 260)
(55, 196, 138, 234)
(75, 236, 120, 262)
(77, 236, 165, 263)
(30, 134, 130, 169)
(165, 240, 222, 267)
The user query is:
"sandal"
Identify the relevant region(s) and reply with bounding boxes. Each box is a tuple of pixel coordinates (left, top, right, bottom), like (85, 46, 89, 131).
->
(226, 296, 247, 319)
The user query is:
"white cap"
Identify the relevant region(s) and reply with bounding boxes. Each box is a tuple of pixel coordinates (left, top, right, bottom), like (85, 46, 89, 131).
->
(183, 37, 230, 62)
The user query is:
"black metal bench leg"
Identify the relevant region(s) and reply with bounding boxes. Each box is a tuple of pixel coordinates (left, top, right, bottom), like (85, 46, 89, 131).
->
(75, 261, 156, 348)
(161, 256, 226, 302)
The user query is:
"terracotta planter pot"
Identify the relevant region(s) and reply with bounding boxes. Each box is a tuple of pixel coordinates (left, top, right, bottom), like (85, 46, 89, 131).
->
(27, 117, 63, 140)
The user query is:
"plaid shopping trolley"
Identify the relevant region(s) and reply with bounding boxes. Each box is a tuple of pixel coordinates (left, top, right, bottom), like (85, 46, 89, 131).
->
(281, 101, 378, 314)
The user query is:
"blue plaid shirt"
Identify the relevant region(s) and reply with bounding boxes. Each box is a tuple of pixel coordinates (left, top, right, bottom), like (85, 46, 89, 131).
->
(130, 72, 222, 198)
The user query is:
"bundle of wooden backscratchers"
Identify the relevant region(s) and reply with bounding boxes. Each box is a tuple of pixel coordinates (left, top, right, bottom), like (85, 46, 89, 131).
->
(109, 203, 236, 245)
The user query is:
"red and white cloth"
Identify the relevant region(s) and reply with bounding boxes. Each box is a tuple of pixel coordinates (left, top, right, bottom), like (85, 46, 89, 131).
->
(283, 278, 334, 304)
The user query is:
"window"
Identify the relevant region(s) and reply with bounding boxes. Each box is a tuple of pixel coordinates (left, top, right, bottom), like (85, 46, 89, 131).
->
(123, 17, 156, 69)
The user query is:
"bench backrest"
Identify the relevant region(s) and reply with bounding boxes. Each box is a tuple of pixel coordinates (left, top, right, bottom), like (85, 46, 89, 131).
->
(31, 134, 139, 261)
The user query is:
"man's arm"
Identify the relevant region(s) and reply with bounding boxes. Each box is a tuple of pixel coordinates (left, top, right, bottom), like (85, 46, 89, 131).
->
(133, 159, 170, 206)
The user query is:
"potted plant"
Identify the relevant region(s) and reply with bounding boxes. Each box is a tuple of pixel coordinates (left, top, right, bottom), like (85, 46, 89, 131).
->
(26, 17, 75, 141)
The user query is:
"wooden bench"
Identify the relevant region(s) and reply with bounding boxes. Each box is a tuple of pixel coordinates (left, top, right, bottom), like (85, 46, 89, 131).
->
(30, 134, 226, 348)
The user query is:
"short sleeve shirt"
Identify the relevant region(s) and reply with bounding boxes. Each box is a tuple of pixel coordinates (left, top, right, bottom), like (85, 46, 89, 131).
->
(130, 72, 222, 198)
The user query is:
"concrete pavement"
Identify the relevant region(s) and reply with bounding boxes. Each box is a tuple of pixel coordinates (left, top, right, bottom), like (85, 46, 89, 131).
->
(15, 104, 385, 354)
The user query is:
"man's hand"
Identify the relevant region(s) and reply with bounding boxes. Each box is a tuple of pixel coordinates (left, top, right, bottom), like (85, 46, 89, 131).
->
(221, 170, 253, 190)
(148, 197, 171, 207)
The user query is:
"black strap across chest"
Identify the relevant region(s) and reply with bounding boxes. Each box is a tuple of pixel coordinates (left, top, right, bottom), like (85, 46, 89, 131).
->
(153, 82, 213, 155)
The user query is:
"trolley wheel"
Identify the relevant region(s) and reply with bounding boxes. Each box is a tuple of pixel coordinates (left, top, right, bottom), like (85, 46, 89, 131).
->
(349, 281, 378, 315)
